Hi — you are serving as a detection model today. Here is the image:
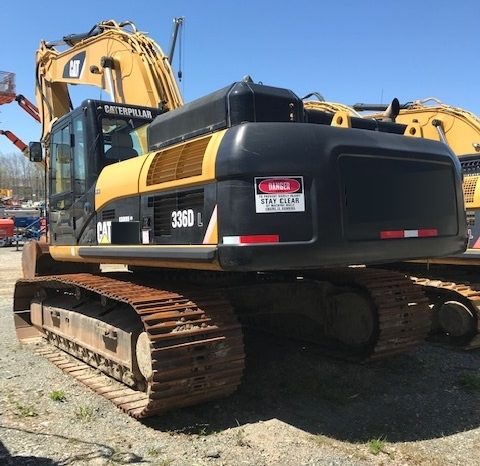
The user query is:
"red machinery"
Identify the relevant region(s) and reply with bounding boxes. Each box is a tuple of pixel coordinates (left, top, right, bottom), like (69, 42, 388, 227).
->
(0, 71, 15, 104)
(0, 71, 40, 153)
(0, 218, 14, 247)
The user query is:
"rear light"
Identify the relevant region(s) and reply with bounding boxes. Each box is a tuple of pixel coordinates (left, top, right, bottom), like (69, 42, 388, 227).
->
(380, 229, 438, 239)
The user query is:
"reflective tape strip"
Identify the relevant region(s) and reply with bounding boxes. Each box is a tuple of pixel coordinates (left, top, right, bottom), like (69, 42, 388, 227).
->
(380, 229, 438, 239)
(223, 235, 280, 244)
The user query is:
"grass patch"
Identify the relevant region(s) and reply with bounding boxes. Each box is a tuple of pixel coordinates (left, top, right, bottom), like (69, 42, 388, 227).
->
(49, 390, 66, 402)
(157, 460, 173, 466)
(459, 373, 480, 391)
(147, 447, 161, 457)
(312, 434, 337, 448)
(74, 405, 95, 422)
(368, 437, 386, 455)
(15, 401, 38, 417)
(191, 423, 212, 436)
(234, 427, 251, 447)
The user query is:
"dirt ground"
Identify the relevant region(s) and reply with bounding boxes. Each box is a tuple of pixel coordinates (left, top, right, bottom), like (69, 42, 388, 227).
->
(1, 245, 480, 466)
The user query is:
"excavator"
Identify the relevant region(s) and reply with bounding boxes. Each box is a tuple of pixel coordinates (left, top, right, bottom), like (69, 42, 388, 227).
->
(307, 95, 480, 348)
(11, 20, 467, 418)
(346, 99, 480, 349)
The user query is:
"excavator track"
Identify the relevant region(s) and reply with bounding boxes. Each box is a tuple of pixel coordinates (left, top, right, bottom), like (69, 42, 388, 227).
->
(226, 267, 431, 361)
(13, 273, 245, 418)
(411, 276, 480, 349)
(306, 268, 432, 360)
(13, 268, 430, 418)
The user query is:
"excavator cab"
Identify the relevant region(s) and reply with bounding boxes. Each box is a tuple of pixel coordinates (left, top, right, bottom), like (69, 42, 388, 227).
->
(45, 99, 161, 245)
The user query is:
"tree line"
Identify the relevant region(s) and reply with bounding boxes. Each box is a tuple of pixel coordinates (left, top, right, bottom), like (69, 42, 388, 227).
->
(0, 151, 45, 200)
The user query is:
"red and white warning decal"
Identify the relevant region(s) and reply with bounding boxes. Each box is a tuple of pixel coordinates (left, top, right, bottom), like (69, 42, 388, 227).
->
(254, 176, 305, 213)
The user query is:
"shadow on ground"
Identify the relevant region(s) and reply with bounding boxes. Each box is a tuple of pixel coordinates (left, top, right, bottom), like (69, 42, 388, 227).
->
(0, 428, 146, 465)
(0, 437, 58, 465)
(144, 329, 480, 443)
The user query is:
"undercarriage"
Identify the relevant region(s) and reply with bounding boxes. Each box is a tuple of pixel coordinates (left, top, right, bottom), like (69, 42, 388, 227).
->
(14, 267, 430, 418)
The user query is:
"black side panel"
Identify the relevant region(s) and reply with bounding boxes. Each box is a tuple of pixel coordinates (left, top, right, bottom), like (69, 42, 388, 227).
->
(148, 82, 304, 150)
(111, 221, 140, 244)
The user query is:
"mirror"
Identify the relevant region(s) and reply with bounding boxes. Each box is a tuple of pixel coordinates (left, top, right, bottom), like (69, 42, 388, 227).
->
(29, 142, 43, 162)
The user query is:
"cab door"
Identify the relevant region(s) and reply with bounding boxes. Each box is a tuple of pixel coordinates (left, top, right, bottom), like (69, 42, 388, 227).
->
(49, 123, 75, 245)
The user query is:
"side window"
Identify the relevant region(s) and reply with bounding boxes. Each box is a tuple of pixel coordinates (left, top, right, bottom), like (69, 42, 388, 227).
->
(131, 124, 148, 154)
(72, 116, 86, 195)
(102, 118, 139, 162)
(51, 125, 72, 195)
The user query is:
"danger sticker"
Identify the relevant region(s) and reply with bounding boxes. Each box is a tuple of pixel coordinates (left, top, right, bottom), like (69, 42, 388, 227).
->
(254, 177, 305, 213)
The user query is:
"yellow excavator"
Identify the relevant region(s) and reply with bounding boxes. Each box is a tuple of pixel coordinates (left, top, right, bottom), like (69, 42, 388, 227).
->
(329, 97, 480, 349)
(11, 20, 467, 418)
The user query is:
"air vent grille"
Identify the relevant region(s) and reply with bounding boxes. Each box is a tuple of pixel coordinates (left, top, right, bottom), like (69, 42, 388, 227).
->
(146, 137, 210, 185)
(102, 209, 115, 220)
(463, 175, 478, 203)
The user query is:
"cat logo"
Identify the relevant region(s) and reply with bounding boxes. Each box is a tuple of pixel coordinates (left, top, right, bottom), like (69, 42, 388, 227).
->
(62, 51, 86, 79)
(69, 60, 81, 78)
(97, 220, 111, 244)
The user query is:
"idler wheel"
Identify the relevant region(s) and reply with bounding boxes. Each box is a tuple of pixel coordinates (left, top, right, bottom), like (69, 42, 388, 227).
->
(438, 301, 476, 337)
(135, 332, 153, 382)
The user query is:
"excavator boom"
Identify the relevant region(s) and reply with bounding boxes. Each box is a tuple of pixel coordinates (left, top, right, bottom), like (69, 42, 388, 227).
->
(35, 19, 183, 143)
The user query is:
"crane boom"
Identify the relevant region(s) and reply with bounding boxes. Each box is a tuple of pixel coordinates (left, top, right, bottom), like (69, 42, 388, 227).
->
(15, 95, 40, 122)
(0, 130, 28, 153)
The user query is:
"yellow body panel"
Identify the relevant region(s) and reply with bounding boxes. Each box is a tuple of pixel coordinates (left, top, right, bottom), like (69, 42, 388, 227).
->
(95, 154, 149, 211)
(139, 130, 226, 194)
(95, 130, 227, 211)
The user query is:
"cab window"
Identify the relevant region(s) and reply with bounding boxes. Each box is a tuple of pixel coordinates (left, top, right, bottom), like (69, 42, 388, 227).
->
(72, 116, 86, 194)
(101, 118, 150, 162)
(51, 125, 71, 195)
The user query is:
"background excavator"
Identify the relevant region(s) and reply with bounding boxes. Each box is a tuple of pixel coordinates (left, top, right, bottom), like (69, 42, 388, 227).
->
(351, 99, 480, 349)
(306, 95, 480, 348)
(9, 19, 467, 419)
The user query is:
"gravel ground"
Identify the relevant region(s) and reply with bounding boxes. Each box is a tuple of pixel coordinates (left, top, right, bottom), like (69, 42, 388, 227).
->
(1, 246, 480, 465)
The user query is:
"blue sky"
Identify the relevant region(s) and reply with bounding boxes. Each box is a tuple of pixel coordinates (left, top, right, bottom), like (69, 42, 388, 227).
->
(0, 0, 478, 155)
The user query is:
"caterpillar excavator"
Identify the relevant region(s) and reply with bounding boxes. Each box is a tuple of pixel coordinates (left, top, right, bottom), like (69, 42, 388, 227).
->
(334, 98, 480, 348)
(12, 20, 467, 418)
